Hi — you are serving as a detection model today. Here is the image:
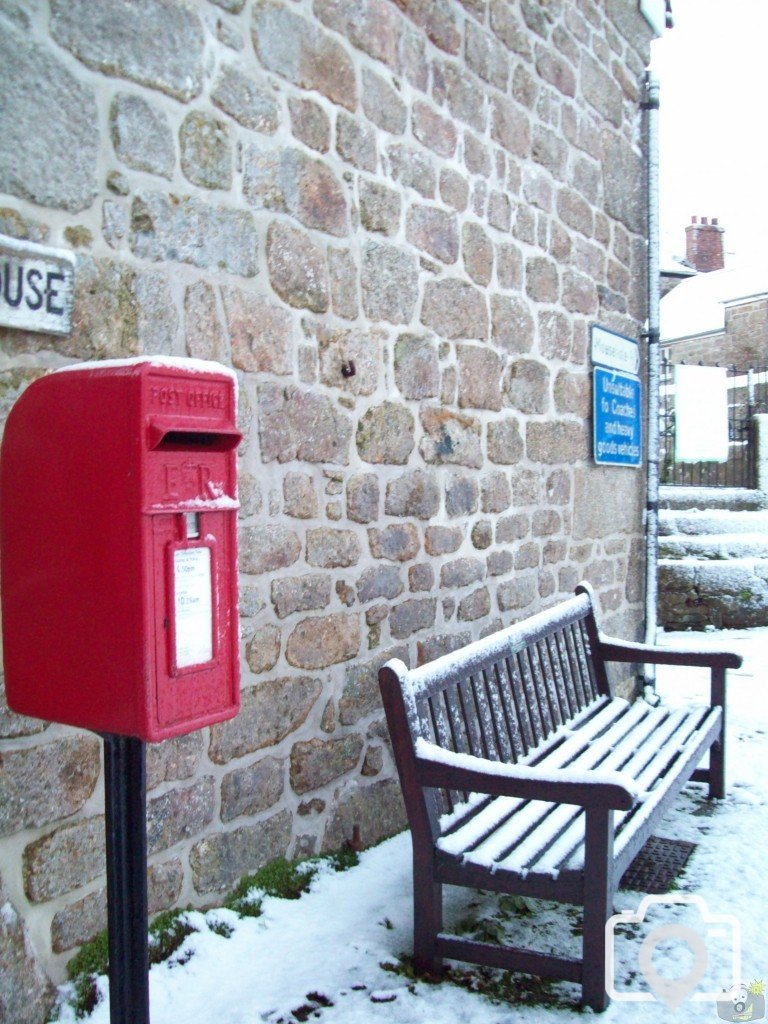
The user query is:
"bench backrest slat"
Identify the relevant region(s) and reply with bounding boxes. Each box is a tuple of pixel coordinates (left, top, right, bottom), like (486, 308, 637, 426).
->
(577, 619, 600, 702)
(545, 632, 576, 721)
(515, 650, 536, 736)
(530, 641, 562, 735)
(429, 688, 467, 810)
(538, 634, 568, 725)
(458, 677, 485, 758)
(470, 671, 502, 761)
(503, 655, 534, 756)
(480, 665, 510, 762)
(487, 662, 516, 762)
(379, 586, 613, 840)
(564, 621, 595, 706)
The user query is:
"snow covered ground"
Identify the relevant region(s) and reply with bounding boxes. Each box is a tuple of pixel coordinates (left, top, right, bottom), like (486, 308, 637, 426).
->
(57, 627, 768, 1024)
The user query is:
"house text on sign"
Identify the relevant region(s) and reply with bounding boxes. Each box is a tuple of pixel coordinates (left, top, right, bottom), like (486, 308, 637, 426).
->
(0, 235, 75, 336)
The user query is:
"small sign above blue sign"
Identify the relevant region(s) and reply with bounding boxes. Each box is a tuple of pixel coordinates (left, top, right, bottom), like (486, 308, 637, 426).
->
(593, 367, 642, 468)
(591, 325, 639, 375)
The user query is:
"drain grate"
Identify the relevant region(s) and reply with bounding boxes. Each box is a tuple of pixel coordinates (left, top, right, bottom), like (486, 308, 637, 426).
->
(620, 836, 697, 894)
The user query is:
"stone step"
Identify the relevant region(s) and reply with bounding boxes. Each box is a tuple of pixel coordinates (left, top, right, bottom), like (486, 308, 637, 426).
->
(659, 508, 768, 537)
(658, 556, 768, 630)
(659, 532, 768, 560)
(659, 485, 767, 512)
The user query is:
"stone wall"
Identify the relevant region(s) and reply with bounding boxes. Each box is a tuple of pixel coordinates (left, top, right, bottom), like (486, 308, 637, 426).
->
(0, 0, 652, 1012)
(724, 296, 768, 368)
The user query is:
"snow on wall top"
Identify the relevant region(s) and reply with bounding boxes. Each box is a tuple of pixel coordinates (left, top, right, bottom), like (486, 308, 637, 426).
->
(660, 262, 768, 342)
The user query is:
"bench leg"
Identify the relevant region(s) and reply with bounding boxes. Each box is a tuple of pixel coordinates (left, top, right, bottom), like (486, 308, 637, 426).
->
(581, 808, 613, 1012)
(709, 665, 726, 799)
(413, 852, 443, 976)
(709, 739, 725, 799)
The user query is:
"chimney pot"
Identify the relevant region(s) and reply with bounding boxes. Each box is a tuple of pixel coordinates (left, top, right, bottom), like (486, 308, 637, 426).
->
(684, 216, 724, 273)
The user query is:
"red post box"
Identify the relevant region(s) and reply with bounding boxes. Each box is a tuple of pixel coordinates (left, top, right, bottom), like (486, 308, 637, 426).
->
(0, 357, 242, 741)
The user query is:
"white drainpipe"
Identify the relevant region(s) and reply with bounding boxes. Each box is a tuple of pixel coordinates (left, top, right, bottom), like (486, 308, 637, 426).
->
(643, 72, 661, 695)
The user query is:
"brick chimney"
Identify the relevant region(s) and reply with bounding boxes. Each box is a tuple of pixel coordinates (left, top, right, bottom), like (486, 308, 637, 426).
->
(685, 215, 724, 272)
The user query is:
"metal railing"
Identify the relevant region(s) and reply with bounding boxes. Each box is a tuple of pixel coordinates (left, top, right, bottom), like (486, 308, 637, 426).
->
(659, 359, 768, 487)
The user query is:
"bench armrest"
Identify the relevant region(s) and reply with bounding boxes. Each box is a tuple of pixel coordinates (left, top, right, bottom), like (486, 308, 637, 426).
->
(413, 738, 637, 811)
(598, 636, 742, 670)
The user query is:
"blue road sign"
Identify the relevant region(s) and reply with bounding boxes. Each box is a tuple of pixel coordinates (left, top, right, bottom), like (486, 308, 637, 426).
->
(593, 367, 642, 467)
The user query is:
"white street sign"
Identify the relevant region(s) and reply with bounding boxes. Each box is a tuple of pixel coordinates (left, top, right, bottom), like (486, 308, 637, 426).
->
(0, 235, 75, 336)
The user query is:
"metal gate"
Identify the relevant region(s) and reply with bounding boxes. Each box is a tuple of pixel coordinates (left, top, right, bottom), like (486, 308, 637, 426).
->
(659, 359, 768, 487)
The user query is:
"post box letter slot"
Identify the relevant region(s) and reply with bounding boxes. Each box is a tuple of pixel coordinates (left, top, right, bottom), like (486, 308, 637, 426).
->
(150, 427, 241, 452)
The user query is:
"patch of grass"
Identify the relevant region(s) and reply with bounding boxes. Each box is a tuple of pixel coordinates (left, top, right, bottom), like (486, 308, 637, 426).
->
(383, 890, 574, 1010)
(206, 913, 235, 939)
(382, 955, 571, 1009)
(57, 847, 363, 1019)
(61, 931, 110, 1019)
(224, 849, 360, 919)
(326, 845, 360, 874)
(455, 892, 536, 942)
(223, 857, 310, 917)
(58, 906, 223, 1019)
(148, 907, 197, 966)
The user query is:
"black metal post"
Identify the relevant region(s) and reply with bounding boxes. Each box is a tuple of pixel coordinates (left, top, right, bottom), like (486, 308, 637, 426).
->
(103, 734, 150, 1024)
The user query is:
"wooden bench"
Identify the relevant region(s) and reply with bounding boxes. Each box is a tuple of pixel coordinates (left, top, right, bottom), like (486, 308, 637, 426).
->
(378, 583, 742, 1010)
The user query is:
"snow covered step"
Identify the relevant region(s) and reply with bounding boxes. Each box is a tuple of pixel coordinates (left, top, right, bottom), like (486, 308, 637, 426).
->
(658, 557, 768, 630)
(659, 508, 768, 537)
(659, 533, 768, 560)
(659, 485, 767, 512)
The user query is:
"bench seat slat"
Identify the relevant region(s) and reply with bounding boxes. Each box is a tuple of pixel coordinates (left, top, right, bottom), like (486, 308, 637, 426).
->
(464, 702, 675, 872)
(620, 706, 718, 804)
(437, 697, 640, 857)
(612, 706, 722, 861)
(528, 708, 696, 876)
(529, 707, 709, 877)
(438, 702, 713, 877)
(557, 706, 721, 877)
(483, 704, 687, 873)
(437, 694, 618, 839)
